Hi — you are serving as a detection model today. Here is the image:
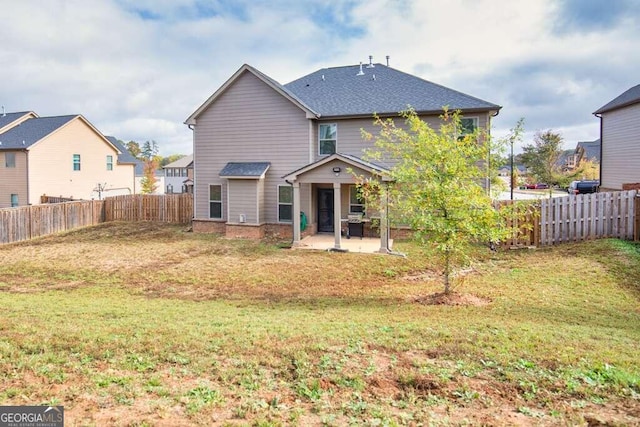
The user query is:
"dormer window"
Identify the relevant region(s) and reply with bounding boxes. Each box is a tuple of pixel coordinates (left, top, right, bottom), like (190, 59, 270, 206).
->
(319, 123, 337, 155)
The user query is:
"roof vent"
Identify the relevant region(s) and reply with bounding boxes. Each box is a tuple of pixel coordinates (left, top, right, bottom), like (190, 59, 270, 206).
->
(22, 140, 25, 145)
(1, 106, 5, 117)
(386, 55, 390, 66)
(321, 74, 325, 81)
(356, 62, 365, 76)
(372, 74, 376, 81)
(366, 55, 375, 68)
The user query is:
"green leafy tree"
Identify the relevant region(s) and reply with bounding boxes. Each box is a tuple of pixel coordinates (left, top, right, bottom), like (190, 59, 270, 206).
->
(126, 141, 142, 159)
(520, 130, 580, 188)
(140, 140, 160, 194)
(358, 109, 512, 294)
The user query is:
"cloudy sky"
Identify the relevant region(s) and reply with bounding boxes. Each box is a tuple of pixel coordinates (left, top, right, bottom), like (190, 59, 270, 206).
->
(1, 0, 638, 155)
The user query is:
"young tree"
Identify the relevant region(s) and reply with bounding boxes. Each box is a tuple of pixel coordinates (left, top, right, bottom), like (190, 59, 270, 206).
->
(520, 130, 579, 188)
(577, 158, 600, 180)
(140, 140, 160, 194)
(359, 109, 512, 294)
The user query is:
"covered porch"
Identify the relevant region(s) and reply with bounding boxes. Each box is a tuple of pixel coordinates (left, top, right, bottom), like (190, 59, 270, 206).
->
(283, 153, 393, 253)
(294, 234, 393, 253)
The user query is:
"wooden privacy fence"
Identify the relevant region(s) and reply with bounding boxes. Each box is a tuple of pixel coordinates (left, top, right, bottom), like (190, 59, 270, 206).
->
(104, 194, 193, 223)
(539, 190, 637, 245)
(0, 200, 105, 244)
(0, 194, 193, 245)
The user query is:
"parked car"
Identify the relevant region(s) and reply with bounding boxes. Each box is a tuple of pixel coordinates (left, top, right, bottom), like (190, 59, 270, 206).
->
(568, 181, 579, 194)
(574, 180, 599, 194)
(525, 183, 549, 189)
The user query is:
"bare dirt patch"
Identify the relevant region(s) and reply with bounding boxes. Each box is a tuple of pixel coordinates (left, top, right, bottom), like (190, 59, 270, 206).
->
(412, 291, 492, 306)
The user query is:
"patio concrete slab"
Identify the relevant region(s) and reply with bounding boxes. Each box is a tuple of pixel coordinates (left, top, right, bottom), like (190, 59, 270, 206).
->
(294, 234, 393, 254)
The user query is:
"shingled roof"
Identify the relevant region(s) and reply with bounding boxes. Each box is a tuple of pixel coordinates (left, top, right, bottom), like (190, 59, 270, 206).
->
(0, 115, 76, 149)
(105, 136, 139, 164)
(284, 63, 501, 118)
(594, 84, 640, 114)
(0, 111, 34, 130)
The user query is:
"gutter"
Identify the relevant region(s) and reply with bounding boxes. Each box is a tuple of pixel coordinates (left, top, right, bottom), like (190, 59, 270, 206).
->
(594, 112, 603, 187)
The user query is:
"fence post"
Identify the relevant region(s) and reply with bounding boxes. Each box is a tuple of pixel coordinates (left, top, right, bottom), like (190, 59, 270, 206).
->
(633, 192, 640, 242)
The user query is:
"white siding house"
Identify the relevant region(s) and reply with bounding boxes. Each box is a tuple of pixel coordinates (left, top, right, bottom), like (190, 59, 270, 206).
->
(594, 84, 640, 190)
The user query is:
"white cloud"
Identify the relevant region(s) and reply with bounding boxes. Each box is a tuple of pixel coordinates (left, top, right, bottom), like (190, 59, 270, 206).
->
(1, 0, 637, 155)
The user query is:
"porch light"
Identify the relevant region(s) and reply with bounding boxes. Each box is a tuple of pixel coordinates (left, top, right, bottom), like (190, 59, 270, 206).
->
(332, 166, 341, 176)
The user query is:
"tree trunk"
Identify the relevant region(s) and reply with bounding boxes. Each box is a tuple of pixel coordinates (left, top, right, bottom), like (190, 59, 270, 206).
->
(444, 250, 451, 294)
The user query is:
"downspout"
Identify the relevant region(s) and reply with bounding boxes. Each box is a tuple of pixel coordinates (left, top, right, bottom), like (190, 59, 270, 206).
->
(594, 113, 603, 188)
(285, 179, 295, 246)
(188, 124, 196, 222)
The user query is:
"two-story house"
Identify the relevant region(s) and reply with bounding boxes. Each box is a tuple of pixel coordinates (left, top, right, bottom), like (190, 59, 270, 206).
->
(594, 84, 640, 190)
(0, 111, 136, 207)
(185, 62, 501, 251)
(163, 155, 193, 194)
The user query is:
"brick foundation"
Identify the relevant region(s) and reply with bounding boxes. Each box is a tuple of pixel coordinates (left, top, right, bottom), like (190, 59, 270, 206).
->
(225, 223, 265, 239)
(192, 220, 226, 234)
(622, 183, 640, 190)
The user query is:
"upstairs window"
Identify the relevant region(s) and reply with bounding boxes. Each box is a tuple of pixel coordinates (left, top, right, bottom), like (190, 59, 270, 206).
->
(106, 155, 113, 171)
(209, 184, 222, 219)
(278, 185, 293, 222)
(349, 185, 365, 214)
(73, 154, 81, 171)
(319, 123, 337, 155)
(10, 194, 18, 207)
(459, 117, 478, 140)
(5, 152, 16, 168)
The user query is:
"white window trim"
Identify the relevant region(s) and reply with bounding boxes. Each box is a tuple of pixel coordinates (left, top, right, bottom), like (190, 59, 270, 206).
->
(73, 154, 81, 171)
(460, 116, 479, 137)
(209, 184, 223, 219)
(277, 184, 293, 223)
(106, 155, 113, 171)
(349, 185, 365, 214)
(318, 123, 337, 156)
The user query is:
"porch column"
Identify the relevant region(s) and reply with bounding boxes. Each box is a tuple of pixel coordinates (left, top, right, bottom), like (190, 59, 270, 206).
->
(333, 182, 342, 249)
(379, 184, 390, 253)
(292, 182, 301, 246)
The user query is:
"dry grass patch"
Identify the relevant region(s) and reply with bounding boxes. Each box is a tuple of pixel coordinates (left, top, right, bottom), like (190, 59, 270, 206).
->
(0, 222, 639, 425)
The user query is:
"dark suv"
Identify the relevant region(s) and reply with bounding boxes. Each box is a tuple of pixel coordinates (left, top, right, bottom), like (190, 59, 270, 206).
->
(574, 180, 599, 194)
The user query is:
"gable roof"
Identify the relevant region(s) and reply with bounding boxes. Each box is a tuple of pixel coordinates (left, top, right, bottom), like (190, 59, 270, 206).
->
(594, 84, 640, 114)
(282, 152, 392, 181)
(164, 154, 193, 169)
(285, 63, 501, 118)
(576, 138, 600, 162)
(220, 162, 270, 179)
(0, 111, 37, 132)
(105, 136, 138, 164)
(0, 115, 77, 150)
(185, 64, 318, 124)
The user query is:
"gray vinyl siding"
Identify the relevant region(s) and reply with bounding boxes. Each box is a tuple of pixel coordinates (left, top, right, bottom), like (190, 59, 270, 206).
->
(312, 113, 489, 163)
(601, 103, 640, 190)
(258, 179, 265, 223)
(227, 180, 258, 223)
(193, 70, 310, 222)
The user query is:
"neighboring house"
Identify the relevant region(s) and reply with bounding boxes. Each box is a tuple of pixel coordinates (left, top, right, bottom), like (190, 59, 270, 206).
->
(163, 155, 193, 194)
(564, 139, 601, 170)
(594, 84, 640, 190)
(0, 112, 136, 208)
(185, 61, 501, 251)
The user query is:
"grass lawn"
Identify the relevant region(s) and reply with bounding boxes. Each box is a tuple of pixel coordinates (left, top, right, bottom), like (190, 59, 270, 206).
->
(0, 221, 638, 426)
